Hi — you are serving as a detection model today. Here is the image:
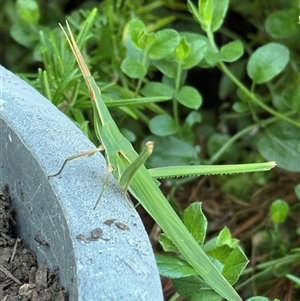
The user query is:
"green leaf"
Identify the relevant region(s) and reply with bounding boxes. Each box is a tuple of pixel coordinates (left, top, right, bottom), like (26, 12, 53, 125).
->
(188, 1, 204, 25)
(183, 203, 207, 246)
(173, 276, 222, 301)
(16, 0, 40, 25)
(158, 233, 179, 252)
(149, 115, 177, 136)
(246, 297, 270, 301)
(153, 59, 177, 78)
(148, 29, 179, 60)
(265, 8, 300, 39)
(181, 111, 202, 144)
(124, 37, 144, 62)
(232, 102, 249, 113)
(220, 40, 244, 62)
(141, 82, 174, 98)
(138, 33, 156, 50)
(197, 0, 229, 32)
(273, 87, 295, 112)
(210, 0, 230, 32)
(176, 86, 202, 109)
(185, 111, 202, 127)
(216, 227, 239, 248)
(180, 33, 208, 69)
(143, 135, 200, 168)
(257, 121, 300, 172)
(175, 37, 191, 61)
(222, 247, 248, 285)
(247, 43, 290, 84)
(10, 24, 38, 48)
(128, 19, 146, 49)
(204, 229, 248, 286)
(121, 56, 147, 78)
(270, 199, 289, 225)
(206, 244, 232, 262)
(203, 46, 220, 66)
(155, 254, 197, 279)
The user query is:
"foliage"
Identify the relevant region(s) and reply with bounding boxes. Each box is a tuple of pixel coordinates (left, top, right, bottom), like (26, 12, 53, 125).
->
(157, 203, 248, 301)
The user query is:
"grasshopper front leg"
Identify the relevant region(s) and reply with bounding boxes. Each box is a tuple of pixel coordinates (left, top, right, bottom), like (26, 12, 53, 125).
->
(119, 141, 154, 191)
(93, 141, 154, 210)
(48, 145, 105, 178)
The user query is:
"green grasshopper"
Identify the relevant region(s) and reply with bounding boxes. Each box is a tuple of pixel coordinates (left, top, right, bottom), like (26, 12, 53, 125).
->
(55, 19, 275, 301)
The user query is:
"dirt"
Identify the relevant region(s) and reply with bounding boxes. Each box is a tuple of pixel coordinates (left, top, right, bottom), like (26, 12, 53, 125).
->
(0, 184, 68, 301)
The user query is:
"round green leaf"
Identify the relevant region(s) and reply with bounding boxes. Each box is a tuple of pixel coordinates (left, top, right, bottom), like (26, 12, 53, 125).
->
(204, 47, 221, 66)
(141, 82, 174, 98)
(257, 121, 300, 172)
(121, 57, 147, 78)
(270, 199, 289, 225)
(265, 8, 300, 39)
(153, 59, 177, 78)
(16, 0, 40, 25)
(220, 40, 244, 62)
(245, 296, 270, 301)
(185, 111, 202, 127)
(247, 43, 289, 84)
(176, 86, 202, 109)
(128, 19, 146, 49)
(180, 33, 207, 69)
(138, 33, 156, 50)
(149, 115, 177, 136)
(10, 24, 38, 48)
(232, 102, 248, 113)
(149, 29, 179, 60)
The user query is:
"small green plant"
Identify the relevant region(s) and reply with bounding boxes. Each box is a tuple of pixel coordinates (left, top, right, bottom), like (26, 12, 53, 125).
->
(156, 202, 248, 301)
(235, 194, 300, 299)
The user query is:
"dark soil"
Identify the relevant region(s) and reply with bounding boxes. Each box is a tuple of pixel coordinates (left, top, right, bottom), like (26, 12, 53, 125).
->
(0, 185, 68, 301)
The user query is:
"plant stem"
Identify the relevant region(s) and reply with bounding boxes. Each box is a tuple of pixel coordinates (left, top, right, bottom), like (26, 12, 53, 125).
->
(173, 63, 182, 131)
(218, 61, 299, 127)
(207, 114, 291, 164)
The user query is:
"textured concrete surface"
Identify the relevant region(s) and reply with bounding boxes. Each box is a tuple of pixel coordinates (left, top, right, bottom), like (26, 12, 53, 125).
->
(0, 65, 163, 301)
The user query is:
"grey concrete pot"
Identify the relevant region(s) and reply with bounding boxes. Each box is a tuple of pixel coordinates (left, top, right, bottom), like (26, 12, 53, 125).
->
(0, 65, 163, 301)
